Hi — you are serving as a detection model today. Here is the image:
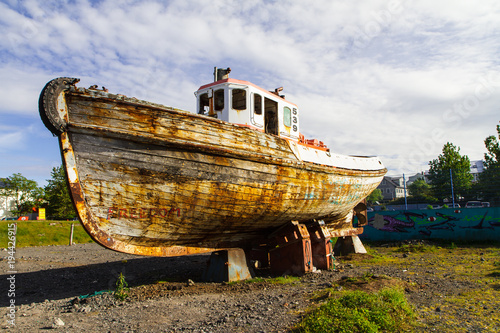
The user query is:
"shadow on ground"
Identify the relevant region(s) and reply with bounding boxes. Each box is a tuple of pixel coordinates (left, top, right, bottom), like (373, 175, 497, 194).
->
(0, 254, 209, 306)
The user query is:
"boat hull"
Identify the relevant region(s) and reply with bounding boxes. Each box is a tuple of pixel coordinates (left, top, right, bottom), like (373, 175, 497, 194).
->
(39, 78, 386, 256)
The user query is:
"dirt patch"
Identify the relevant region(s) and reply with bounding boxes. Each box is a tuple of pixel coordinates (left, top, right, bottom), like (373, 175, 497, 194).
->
(1, 241, 500, 332)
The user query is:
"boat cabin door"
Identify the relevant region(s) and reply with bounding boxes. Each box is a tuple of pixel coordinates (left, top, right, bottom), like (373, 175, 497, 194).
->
(264, 97, 278, 135)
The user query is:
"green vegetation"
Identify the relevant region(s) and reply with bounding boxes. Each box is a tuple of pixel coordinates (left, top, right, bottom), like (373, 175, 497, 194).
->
(428, 142, 473, 202)
(294, 287, 416, 332)
(114, 272, 129, 301)
(1, 166, 76, 220)
(44, 165, 77, 220)
(366, 188, 383, 206)
(0, 173, 45, 216)
(406, 179, 438, 204)
(0, 221, 93, 248)
(478, 124, 500, 206)
(239, 275, 301, 285)
(267, 276, 301, 284)
(394, 243, 437, 254)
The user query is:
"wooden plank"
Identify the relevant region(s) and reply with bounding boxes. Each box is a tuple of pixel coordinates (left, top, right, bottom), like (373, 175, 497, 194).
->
(40, 80, 386, 255)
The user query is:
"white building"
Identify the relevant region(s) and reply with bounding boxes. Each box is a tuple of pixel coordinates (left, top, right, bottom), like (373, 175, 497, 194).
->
(0, 179, 16, 219)
(470, 160, 485, 183)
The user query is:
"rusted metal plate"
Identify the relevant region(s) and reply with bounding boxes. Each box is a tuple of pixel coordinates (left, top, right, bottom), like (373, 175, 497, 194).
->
(39, 78, 386, 257)
(269, 221, 313, 275)
(306, 222, 333, 270)
(202, 248, 254, 282)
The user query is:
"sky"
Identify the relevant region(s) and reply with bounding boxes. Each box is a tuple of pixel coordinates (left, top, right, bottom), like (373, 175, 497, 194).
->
(1, 0, 499, 187)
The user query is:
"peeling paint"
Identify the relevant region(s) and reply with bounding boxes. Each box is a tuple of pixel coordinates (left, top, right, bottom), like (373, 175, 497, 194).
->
(39, 77, 386, 257)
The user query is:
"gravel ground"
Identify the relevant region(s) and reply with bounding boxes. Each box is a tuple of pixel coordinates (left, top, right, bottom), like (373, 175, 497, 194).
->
(1, 241, 500, 332)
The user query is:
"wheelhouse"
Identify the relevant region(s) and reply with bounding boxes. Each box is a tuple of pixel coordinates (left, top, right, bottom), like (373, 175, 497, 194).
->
(194, 68, 300, 141)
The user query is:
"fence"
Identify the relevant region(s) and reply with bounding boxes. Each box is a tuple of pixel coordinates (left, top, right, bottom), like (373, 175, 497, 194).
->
(361, 207, 500, 242)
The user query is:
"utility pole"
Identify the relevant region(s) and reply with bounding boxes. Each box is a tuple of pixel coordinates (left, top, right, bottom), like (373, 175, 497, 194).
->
(403, 173, 407, 210)
(450, 168, 455, 208)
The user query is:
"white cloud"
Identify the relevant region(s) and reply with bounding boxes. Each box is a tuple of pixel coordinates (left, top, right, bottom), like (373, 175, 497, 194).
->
(0, 131, 24, 151)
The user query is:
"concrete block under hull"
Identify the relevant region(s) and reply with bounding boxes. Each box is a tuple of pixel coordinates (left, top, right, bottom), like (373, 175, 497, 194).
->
(333, 235, 367, 256)
(202, 248, 254, 282)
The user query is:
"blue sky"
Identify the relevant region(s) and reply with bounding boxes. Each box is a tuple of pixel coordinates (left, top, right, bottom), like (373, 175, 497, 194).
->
(1, 0, 499, 187)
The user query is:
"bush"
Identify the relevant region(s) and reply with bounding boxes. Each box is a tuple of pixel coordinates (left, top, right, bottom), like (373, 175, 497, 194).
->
(294, 288, 415, 332)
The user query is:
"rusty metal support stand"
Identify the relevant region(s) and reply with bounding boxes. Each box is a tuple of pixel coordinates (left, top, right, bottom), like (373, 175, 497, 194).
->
(306, 221, 333, 270)
(268, 221, 313, 276)
(333, 235, 367, 256)
(202, 248, 254, 282)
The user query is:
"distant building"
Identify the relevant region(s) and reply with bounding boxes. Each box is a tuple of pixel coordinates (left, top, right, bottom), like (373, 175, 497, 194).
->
(470, 160, 485, 183)
(0, 178, 16, 219)
(377, 172, 428, 201)
(378, 176, 406, 201)
(407, 172, 427, 185)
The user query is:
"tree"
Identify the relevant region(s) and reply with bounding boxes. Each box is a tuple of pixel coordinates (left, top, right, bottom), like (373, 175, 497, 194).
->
(44, 165, 77, 220)
(0, 173, 44, 216)
(408, 179, 431, 197)
(428, 142, 472, 201)
(484, 124, 500, 167)
(366, 188, 382, 205)
(407, 179, 437, 203)
(478, 124, 500, 205)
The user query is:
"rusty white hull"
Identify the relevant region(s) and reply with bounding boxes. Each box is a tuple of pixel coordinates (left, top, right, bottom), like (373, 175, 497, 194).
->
(39, 77, 386, 256)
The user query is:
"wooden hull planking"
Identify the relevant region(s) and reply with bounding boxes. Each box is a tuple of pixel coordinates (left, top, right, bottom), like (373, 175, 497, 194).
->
(39, 78, 386, 256)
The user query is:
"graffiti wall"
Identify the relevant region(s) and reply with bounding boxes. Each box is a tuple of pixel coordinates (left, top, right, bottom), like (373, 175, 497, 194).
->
(361, 207, 500, 242)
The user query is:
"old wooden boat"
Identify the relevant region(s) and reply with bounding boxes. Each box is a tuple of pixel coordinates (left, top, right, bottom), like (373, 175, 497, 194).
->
(39, 68, 386, 257)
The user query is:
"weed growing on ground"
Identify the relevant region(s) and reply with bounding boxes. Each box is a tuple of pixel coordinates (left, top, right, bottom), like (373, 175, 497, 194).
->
(294, 287, 416, 333)
(241, 276, 300, 285)
(270, 276, 301, 284)
(114, 272, 129, 301)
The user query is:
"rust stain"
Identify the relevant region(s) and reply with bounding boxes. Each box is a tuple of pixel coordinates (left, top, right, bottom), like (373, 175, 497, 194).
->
(40, 78, 386, 257)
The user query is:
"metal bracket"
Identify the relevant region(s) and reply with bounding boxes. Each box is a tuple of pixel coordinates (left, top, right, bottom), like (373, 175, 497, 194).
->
(306, 220, 334, 270)
(268, 221, 313, 275)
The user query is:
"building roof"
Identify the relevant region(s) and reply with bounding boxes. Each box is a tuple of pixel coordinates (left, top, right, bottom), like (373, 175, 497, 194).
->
(381, 176, 404, 189)
(470, 160, 485, 174)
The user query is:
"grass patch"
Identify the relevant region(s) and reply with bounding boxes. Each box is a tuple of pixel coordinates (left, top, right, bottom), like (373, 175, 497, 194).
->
(294, 287, 416, 332)
(361, 252, 401, 265)
(239, 275, 301, 285)
(394, 243, 436, 254)
(0, 221, 94, 247)
(268, 276, 301, 284)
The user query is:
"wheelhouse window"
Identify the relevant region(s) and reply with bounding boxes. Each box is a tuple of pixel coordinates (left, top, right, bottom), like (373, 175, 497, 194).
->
(198, 93, 209, 114)
(283, 106, 292, 127)
(232, 89, 246, 110)
(254, 94, 262, 115)
(214, 89, 224, 111)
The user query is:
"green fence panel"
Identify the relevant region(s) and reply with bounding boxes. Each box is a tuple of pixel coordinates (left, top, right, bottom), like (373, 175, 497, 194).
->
(361, 207, 500, 242)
